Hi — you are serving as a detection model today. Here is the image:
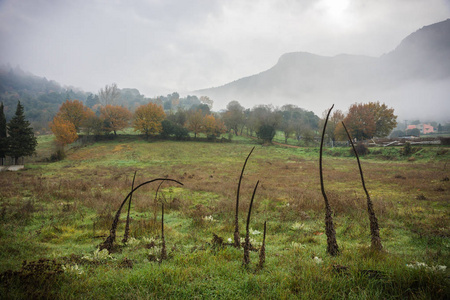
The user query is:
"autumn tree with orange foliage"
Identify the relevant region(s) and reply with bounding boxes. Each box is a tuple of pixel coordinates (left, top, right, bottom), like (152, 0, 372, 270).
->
(57, 99, 92, 132)
(320, 109, 344, 143)
(335, 102, 397, 141)
(203, 114, 226, 138)
(100, 105, 132, 135)
(186, 110, 204, 138)
(50, 115, 78, 146)
(133, 102, 166, 137)
(82, 108, 103, 135)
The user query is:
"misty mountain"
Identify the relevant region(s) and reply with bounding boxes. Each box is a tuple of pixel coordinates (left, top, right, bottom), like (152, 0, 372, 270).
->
(196, 19, 450, 121)
(0, 65, 90, 132)
(0, 67, 205, 132)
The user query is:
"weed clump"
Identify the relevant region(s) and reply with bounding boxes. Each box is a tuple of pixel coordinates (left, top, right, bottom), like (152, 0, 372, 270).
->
(257, 221, 267, 270)
(211, 233, 224, 249)
(319, 105, 339, 256)
(416, 194, 427, 200)
(350, 142, 369, 156)
(402, 142, 413, 156)
(49, 148, 66, 161)
(122, 171, 137, 244)
(343, 121, 382, 251)
(243, 180, 259, 267)
(0, 259, 63, 298)
(235, 146, 255, 248)
(99, 178, 183, 253)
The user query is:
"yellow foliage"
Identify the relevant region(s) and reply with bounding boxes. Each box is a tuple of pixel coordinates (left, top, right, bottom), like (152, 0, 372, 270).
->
(133, 103, 166, 136)
(50, 115, 78, 146)
(57, 99, 91, 132)
(203, 114, 226, 137)
(100, 105, 132, 135)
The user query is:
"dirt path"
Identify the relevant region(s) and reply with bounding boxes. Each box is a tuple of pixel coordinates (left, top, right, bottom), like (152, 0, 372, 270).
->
(0, 165, 24, 172)
(271, 141, 301, 148)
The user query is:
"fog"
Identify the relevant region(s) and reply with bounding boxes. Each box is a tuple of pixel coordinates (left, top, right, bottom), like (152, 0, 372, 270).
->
(0, 0, 449, 121)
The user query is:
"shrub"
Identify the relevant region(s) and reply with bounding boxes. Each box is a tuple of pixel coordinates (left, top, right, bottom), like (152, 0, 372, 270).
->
(50, 149, 66, 161)
(257, 124, 276, 143)
(439, 137, 450, 145)
(402, 142, 412, 156)
(350, 142, 369, 156)
(161, 120, 190, 140)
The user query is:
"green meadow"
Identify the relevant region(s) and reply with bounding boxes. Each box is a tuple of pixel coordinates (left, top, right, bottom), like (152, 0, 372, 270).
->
(0, 135, 449, 299)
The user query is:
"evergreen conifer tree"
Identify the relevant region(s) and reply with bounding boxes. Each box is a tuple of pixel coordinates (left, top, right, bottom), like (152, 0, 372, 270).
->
(0, 102, 7, 165)
(7, 101, 37, 164)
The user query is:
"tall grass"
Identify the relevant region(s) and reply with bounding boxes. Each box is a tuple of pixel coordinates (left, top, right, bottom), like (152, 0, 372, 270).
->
(0, 138, 448, 298)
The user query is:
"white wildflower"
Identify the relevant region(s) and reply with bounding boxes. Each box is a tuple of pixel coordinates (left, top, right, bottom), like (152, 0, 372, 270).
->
(202, 215, 214, 222)
(228, 238, 232, 243)
(250, 228, 261, 235)
(435, 265, 447, 272)
(406, 262, 447, 272)
(314, 256, 323, 264)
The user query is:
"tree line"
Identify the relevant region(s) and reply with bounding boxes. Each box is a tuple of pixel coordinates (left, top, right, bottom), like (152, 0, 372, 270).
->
(50, 95, 398, 148)
(0, 96, 398, 165)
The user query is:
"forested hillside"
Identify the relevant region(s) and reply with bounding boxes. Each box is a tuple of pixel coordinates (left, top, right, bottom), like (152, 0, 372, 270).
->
(0, 67, 207, 133)
(0, 65, 88, 133)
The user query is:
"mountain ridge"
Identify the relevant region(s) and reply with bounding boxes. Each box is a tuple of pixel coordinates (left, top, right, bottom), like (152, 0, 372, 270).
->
(196, 19, 450, 121)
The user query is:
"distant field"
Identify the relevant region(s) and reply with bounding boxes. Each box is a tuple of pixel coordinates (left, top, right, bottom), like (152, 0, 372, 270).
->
(1, 135, 449, 299)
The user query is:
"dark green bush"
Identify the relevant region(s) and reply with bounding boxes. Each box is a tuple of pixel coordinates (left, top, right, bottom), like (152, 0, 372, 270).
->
(402, 142, 412, 156)
(50, 149, 65, 161)
(350, 142, 369, 156)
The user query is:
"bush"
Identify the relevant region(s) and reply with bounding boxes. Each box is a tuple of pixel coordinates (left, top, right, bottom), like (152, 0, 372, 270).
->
(439, 137, 450, 145)
(402, 142, 412, 156)
(350, 142, 369, 156)
(390, 130, 405, 138)
(50, 149, 65, 161)
(161, 120, 189, 140)
(257, 124, 276, 143)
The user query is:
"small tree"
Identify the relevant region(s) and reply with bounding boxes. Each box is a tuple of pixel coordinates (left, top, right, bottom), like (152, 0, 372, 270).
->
(99, 83, 121, 106)
(57, 99, 90, 132)
(50, 115, 78, 147)
(7, 101, 37, 165)
(133, 102, 166, 138)
(100, 105, 132, 135)
(186, 110, 204, 138)
(203, 114, 226, 139)
(222, 101, 245, 136)
(82, 109, 103, 135)
(257, 124, 276, 143)
(337, 102, 397, 141)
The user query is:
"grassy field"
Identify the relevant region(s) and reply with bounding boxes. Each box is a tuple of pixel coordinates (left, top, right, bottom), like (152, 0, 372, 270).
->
(0, 135, 449, 299)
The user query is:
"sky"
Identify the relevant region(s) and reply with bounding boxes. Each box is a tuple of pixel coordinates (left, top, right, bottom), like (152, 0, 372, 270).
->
(1, 0, 449, 107)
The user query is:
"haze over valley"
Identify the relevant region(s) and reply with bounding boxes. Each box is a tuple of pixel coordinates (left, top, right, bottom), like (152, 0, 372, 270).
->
(198, 19, 450, 121)
(1, 0, 449, 122)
